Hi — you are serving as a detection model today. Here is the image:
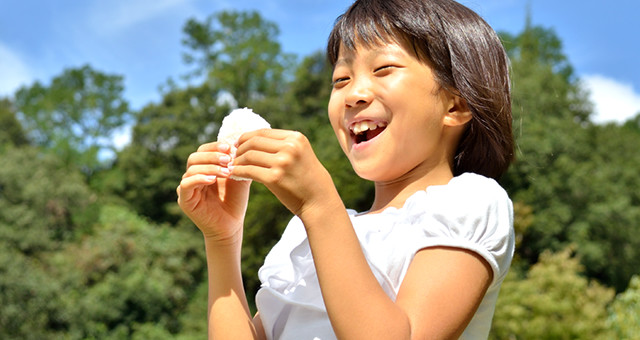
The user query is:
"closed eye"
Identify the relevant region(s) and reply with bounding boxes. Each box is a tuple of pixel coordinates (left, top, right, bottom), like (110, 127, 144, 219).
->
(375, 65, 393, 71)
(373, 65, 397, 76)
(332, 77, 350, 88)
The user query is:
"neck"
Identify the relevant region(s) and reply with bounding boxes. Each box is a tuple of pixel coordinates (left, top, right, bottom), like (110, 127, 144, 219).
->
(368, 164, 454, 214)
(365, 126, 464, 214)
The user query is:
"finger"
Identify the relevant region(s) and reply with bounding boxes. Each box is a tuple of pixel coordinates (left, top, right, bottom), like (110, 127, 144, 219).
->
(187, 150, 233, 169)
(177, 174, 217, 202)
(233, 148, 293, 172)
(197, 141, 232, 153)
(228, 163, 279, 185)
(183, 163, 231, 179)
(235, 134, 287, 157)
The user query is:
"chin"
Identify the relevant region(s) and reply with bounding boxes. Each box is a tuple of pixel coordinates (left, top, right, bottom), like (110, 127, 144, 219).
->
(350, 164, 394, 183)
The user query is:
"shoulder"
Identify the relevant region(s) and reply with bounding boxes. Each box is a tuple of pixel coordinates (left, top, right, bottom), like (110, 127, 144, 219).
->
(422, 172, 512, 224)
(405, 173, 514, 284)
(447, 172, 510, 203)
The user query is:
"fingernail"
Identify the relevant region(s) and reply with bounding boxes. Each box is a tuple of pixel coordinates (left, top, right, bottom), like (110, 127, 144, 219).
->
(219, 154, 231, 164)
(218, 143, 230, 152)
(205, 175, 217, 182)
(221, 167, 230, 175)
(227, 164, 235, 172)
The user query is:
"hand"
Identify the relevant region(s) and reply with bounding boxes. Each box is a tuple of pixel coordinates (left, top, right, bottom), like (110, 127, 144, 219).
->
(231, 129, 338, 218)
(177, 142, 251, 244)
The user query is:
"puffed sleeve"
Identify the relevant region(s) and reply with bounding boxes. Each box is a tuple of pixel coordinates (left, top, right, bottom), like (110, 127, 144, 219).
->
(404, 173, 515, 285)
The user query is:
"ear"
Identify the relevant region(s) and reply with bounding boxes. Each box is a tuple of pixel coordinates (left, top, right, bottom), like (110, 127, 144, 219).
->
(443, 93, 472, 127)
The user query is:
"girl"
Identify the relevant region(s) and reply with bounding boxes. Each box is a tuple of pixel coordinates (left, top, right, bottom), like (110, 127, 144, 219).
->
(177, 0, 515, 339)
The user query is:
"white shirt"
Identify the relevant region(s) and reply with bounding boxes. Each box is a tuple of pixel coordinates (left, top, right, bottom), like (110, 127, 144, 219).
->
(256, 173, 515, 340)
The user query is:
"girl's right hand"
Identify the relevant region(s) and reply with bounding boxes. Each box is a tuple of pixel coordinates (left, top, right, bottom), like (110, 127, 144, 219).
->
(177, 142, 251, 245)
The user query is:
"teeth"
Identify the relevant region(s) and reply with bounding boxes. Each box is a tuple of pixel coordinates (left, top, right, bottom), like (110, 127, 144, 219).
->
(351, 121, 386, 135)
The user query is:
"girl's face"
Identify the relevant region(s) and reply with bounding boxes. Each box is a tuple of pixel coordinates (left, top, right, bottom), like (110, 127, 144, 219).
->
(328, 39, 468, 184)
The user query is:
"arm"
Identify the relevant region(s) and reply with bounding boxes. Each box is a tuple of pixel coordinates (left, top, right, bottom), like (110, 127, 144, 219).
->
(232, 130, 492, 339)
(177, 141, 264, 339)
(300, 201, 492, 339)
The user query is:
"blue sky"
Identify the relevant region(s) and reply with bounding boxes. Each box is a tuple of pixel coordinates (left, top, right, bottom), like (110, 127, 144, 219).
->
(1, 0, 639, 131)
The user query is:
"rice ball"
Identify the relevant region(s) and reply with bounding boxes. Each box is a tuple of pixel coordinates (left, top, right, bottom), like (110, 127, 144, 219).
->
(217, 108, 271, 181)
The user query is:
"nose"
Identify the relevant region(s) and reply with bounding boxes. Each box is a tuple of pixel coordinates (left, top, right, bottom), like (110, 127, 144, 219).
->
(345, 77, 373, 108)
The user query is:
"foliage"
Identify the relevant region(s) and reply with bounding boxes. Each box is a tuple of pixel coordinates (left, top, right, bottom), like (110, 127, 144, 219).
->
(182, 10, 295, 105)
(0, 98, 29, 148)
(51, 204, 205, 338)
(607, 275, 640, 339)
(0, 147, 97, 254)
(0, 202, 207, 338)
(97, 83, 228, 224)
(14, 65, 130, 173)
(491, 247, 615, 339)
(500, 21, 640, 291)
(0, 146, 96, 337)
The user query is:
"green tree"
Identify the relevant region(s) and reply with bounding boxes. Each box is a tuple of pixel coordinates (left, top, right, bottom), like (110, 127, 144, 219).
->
(0, 98, 29, 148)
(98, 83, 227, 224)
(14, 65, 130, 173)
(607, 275, 640, 339)
(500, 20, 640, 291)
(0, 147, 97, 254)
(182, 10, 295, 106)
(104, 10, 297, 224)
(491, 247, 615, 339)
(52, 204, 205, 338)
(566, 123, 640, 291)
(0, 146, 96, 338)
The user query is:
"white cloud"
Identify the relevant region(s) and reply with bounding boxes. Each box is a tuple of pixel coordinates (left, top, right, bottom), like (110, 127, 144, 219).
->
(583, 74, 640, 124)
(0, 42, 33, 97)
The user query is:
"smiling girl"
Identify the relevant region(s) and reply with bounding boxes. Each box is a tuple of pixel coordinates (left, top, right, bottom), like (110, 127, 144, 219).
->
(177, 0, 515, 339)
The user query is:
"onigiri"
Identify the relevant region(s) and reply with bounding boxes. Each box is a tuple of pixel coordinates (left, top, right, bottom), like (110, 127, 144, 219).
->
(217, 108, 271, 180)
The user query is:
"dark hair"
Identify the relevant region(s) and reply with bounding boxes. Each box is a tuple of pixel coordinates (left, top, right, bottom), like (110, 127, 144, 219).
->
(327, 0, 514, 179)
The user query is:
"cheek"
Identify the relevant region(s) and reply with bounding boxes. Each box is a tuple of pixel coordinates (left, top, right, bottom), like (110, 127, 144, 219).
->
(327, 97, 351, 154)
(327, 96, 342, 132)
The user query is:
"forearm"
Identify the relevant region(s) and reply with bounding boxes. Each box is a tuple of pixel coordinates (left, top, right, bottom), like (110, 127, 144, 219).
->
(203, 236, 258, 340)
(300, 195, 412, 339)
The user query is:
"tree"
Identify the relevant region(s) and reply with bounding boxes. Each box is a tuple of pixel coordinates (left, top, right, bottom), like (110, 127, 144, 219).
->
(568, 122, 640, 291)
(0, 147, 97, 255)
(102, 10, 297, 224)
(95, 83, 226, 224)
(182, 10, 295, 106)
(491, 247, 615, 339)
(0, 98, 29, 148)
(53, 205, 205, 338)
(0, 202, 208, 338)
(607, 275, 640, 339)
(499, 20, 640, 291)
(0, 146, 97, 338)
(14, 65, 130, 173)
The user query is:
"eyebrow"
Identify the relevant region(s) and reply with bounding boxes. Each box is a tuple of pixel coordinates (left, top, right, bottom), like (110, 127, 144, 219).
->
(335, 46, 401, 68)
(334, 56, 353, 68)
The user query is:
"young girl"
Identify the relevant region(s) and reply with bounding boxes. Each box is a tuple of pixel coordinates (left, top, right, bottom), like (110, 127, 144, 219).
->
(177, 0, 515, 339)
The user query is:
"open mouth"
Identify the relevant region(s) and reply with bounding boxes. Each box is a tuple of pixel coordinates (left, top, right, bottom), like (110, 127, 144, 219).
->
(349, 120, 387, 144)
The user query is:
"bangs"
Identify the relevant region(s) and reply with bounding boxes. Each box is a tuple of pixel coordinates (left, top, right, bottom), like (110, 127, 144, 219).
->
(327, 1, 408, 65)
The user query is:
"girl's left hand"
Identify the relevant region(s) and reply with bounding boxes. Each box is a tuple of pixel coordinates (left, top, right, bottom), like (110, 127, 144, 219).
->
(231, 129, 338, 217)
